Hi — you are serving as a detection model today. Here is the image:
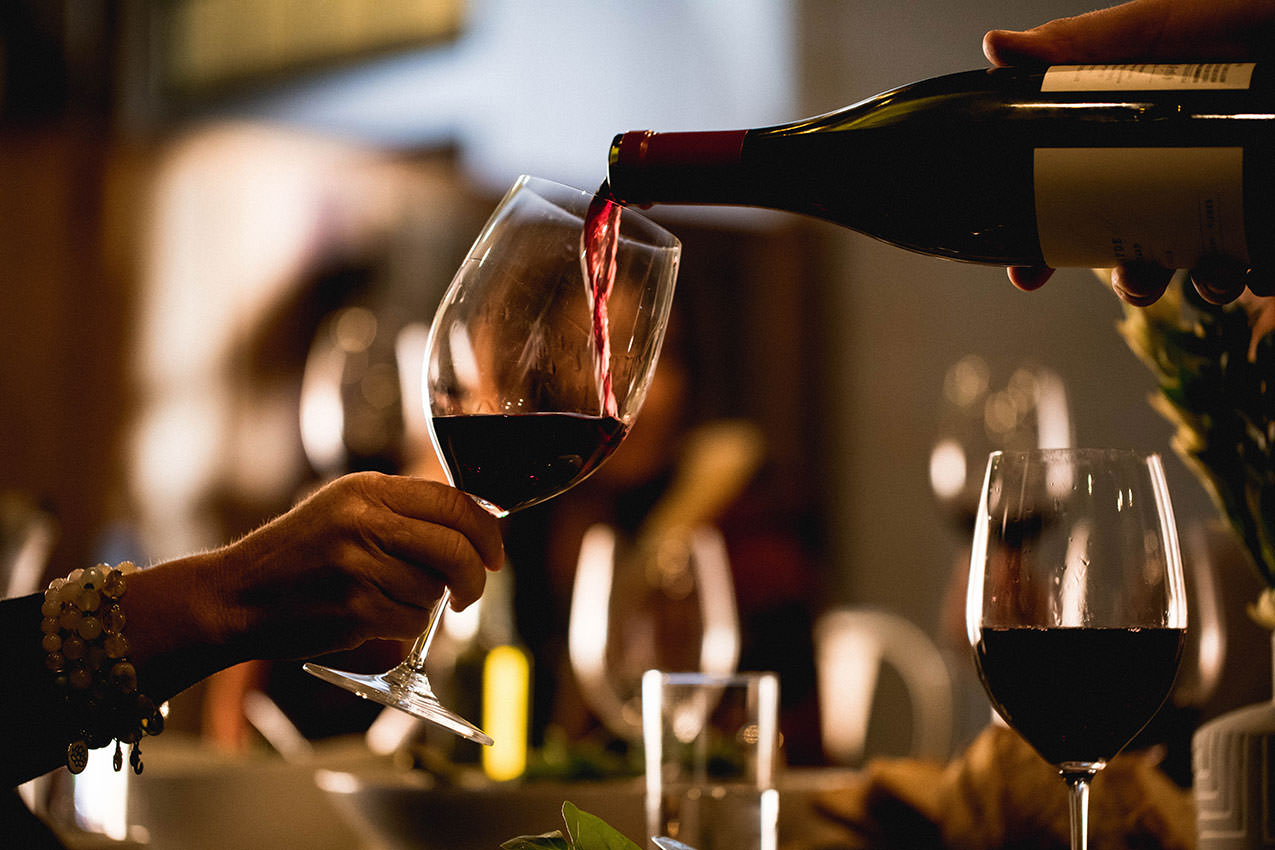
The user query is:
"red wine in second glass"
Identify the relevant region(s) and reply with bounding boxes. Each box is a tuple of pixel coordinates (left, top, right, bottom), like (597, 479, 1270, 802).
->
(431, 412, 628, 515)
(973, 626, 1184, 768)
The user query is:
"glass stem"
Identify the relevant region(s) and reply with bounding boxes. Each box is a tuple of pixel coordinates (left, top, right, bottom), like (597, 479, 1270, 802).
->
(1063, 773, 1092, 850)
(401, 587, 452, 673)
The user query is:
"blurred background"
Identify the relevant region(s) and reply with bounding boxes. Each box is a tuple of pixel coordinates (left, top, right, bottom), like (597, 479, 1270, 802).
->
(1, 0, 1251, 774)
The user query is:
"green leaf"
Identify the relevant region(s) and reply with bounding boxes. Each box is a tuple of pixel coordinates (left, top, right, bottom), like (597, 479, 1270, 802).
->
(501, 831, 570, 850)
(561, 802, 644, 850)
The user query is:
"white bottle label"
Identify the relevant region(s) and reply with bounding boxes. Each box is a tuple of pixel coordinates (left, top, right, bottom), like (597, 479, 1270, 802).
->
(1034, 147, 1248, 268)
(1042, 63, 1255, 91)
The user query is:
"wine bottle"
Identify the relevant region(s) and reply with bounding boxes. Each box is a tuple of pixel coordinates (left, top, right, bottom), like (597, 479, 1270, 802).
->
(442, 567, 531, 778)
(607, 63, 1275, 270)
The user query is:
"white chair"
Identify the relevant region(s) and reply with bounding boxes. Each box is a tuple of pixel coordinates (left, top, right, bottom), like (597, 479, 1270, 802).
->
(814, 607, 954, 765)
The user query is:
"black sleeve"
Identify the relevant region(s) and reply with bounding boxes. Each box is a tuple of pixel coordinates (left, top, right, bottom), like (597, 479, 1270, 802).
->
(2, 593, 72, 786)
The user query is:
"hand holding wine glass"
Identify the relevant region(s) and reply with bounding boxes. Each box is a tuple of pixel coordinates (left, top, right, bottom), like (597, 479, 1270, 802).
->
(305, 176, 680, 744)
(966, 448, 1187, 850)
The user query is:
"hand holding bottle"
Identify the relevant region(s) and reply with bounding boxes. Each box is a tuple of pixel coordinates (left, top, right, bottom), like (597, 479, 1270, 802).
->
(608, 12, 1275, 302)
(985, 0, 1275, 304)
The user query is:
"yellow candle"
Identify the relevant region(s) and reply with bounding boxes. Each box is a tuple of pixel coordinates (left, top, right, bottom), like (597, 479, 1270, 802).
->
(482, 644, 530, 781)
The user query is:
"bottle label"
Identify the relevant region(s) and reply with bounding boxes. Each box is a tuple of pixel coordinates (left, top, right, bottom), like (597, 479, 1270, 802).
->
(1042, 63, 1255, 91)
(1034, 147, 1248, 268)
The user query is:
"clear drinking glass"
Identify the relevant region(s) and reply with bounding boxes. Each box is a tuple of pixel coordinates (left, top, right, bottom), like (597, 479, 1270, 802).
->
(642, 670, 780, 850)
(966, 448, 1187, 850)
(305, 176, 680, 744)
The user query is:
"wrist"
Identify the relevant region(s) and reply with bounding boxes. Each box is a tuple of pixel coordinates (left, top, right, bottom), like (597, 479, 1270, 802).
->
(123, 553, 245, 699)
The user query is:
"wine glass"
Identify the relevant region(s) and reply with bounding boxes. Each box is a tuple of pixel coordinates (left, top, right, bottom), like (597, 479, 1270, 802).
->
(929, 355, 1072, 533)
(966, 448, 1187, 850)
(305, 175, 681, 744)
(299, 305, 408, 479)
(569, 521, 740, 742)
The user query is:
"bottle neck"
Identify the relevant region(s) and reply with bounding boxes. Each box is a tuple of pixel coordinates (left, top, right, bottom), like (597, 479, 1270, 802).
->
(607, 129, 749, 206)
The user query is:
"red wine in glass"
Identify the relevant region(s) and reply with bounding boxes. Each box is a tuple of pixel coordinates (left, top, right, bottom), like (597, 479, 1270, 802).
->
(974, 625, 1184, 768)
(430, 412, 627, 515)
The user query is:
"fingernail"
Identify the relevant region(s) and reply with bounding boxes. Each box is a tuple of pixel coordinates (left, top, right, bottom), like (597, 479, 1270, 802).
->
(1194, 280, 1242, 304)
(1191, 260, 1245, 304)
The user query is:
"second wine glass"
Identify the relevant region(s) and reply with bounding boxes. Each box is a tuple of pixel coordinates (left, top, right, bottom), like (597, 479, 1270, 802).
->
(305, 175, 681, 744)
(966, 448, 1187, 850)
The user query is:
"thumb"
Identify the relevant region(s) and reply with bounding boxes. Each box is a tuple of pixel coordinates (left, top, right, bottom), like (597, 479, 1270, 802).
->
(984, 0, 1274, 67)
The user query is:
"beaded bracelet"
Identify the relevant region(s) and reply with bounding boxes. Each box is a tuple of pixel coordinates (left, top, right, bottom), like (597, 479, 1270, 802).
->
(41, 561, 165, 774)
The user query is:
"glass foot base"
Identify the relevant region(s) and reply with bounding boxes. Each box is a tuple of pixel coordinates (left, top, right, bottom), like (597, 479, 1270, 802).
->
(303, 661, 493, 746)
